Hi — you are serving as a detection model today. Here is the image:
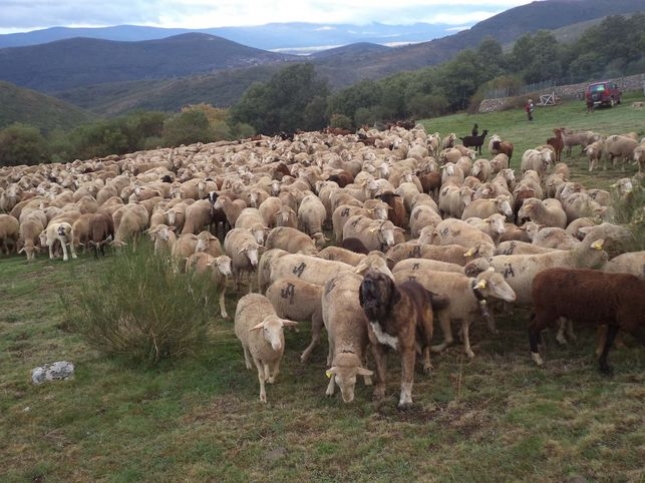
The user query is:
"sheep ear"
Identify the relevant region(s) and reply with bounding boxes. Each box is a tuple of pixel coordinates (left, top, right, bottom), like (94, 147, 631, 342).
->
(249, 322, 265, 332)
(357, 366, 373, 377)
(578, 226, 592, 235)
(18, 247, 25, 254)
(282, 320, 298, 327)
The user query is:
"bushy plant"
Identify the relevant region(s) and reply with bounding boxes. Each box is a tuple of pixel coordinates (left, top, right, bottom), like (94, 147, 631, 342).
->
(61, 243, 218, 366)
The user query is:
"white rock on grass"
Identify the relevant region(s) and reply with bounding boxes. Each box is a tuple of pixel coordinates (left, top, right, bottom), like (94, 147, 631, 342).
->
(31, 361, 75, 384)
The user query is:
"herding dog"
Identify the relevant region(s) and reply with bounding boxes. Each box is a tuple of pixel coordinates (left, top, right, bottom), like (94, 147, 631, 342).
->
(358, 269, 448, 409)
(631, 101, 644, 111)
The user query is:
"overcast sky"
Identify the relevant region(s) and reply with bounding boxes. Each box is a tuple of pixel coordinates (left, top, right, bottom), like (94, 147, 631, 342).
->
(0, 0, 537, 34)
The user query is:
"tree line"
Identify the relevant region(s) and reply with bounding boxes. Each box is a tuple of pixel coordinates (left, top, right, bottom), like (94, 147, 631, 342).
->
(1, 14, 643, 167)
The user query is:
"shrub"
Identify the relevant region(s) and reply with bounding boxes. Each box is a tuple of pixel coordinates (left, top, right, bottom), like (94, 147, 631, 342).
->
(61, 243, 217, 366)
(329, 113, 353, 130)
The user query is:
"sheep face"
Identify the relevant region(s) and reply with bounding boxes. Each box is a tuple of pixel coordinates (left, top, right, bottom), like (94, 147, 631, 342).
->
(213, 255, 233, 277)
(496, 197, 513, 218)
(477, 269, 517, 302)
(487, 215, 506, 237)
(250, 315, 295, 352)
(326, 352, 373, 403)
(240, 242, 260, 268)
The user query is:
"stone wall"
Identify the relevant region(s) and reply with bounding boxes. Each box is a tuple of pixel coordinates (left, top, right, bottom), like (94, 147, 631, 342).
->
(478, 73, 645, 113)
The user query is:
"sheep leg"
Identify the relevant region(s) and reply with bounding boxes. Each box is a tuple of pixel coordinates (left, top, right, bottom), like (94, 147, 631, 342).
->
(431, 312, 453, 353)
(461, 320, 476, 359)
(268, 361, 280, 384)
(219, 287, 228, 318)
(301, 312, 323, 363)
(242, 346, 253, 370)
(256, 363, 267, 403)
(555, 317, 568, 345)
(325, 373, 336, 397)
(598, 325, 619, 375)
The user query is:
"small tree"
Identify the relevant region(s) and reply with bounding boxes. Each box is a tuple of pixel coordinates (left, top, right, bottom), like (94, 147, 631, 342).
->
(0, 123, 49, 166)
(62, 243, 217, 366)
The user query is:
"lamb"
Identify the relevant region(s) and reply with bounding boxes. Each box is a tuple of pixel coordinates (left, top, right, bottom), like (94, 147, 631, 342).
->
(234, 293, 298, 403)
(224, 228, 262, 293)
(529, 268, 645, 373)
(517, 197, 567, 229)
(265, 226, 318, 255)
(394, 267, 516, 358)
(185, 252, 232, 318)
(322, 272, 373, 403)
(40, 221, 77, 261)
(546, 128, 564, 163)
(0, 214, 20, 255)
(265, 277, 324, 362)
(490, 139, 514, 161)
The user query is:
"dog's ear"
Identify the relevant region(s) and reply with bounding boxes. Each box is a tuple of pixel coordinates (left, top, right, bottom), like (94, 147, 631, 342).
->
(358, 280, 366, 307)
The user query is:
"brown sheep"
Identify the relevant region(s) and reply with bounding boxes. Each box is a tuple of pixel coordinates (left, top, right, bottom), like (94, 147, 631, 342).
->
(530, 268, 645, 374)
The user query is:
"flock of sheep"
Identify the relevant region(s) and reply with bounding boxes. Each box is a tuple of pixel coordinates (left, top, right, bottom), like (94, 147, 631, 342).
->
(1, 121, 644, 405)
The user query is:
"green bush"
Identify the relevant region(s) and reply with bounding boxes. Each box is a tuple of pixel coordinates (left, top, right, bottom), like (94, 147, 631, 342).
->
(61, 243, 218, 366)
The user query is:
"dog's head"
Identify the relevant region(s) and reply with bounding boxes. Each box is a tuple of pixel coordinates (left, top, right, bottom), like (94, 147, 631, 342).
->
(358, 269, 400, 321)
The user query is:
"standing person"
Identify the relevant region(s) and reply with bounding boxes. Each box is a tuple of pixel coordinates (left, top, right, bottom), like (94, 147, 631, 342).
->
(525, 99, 535, 121)
(471, 123, 478, 137)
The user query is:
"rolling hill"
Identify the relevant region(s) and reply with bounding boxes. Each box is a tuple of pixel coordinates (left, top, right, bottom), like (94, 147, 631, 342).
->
(0, 0, 642, 120)
(0, 81, 97, 133)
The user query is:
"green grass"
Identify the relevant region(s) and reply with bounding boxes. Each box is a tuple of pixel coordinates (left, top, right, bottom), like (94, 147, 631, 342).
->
(2, 98, 645, 482)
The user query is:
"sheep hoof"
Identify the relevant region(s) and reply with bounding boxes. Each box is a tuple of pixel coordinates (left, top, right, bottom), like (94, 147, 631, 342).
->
(423, 363, 433, 375)
(267, 376, 276, 384)
(431, 343, 448, 353)
(397, 401, 413, 411)
(372, 386, 386, 402)
(466, 350, 476, 359)
(364, 375, 373, 386)
(556, 334, 568, 345)
(531, 352, 544, 366)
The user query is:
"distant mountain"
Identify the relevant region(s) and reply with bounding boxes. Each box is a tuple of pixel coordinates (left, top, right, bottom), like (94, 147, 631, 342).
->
(0, 23, 458, 53)
(0, 81, 96, 132)
(0, 33, 298, 93)
(1, 0, 643, 120)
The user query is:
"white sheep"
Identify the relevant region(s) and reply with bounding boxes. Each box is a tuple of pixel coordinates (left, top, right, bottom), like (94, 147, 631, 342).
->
(224, 228, 262, 293)
(185, 252, 233, 318)
(265, 226, 318, 255)
(464, 235, 608, 306)
(517, 197, 567, 229)
(323, 271, 373, 403)
(18, 217, 44, 261)
(265, 277, 324, 363)
(0, 214, 20, 255)
(461, 195, 513, 221)
(342, 215, 397, 252)
(394, 267, 516, 358)
(234, 293, 297, 403)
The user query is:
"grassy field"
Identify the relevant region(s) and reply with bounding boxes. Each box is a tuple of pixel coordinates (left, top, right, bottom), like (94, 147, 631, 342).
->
(2, 94, 645, 482)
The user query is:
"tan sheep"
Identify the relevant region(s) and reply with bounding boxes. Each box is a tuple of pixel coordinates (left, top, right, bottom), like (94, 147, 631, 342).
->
(265, 277, 324, 363)
(234, 293, 298, 403)
(517, 197, 567, 229)
(257, 248, 289, 294)
(316, 246, 366, 266)
(323, 271, 373, 403)
(224, 228, 262, 293)
(18, 217, 44, 261)
(185, 252, 232, 318)
(0, 214, 20, 255)
(265, 226, 318, 255)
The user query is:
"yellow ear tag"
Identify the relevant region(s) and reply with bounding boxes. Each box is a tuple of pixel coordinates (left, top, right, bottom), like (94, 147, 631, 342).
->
(325, 370, 332, 378)
(477, 279, 487, 289)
